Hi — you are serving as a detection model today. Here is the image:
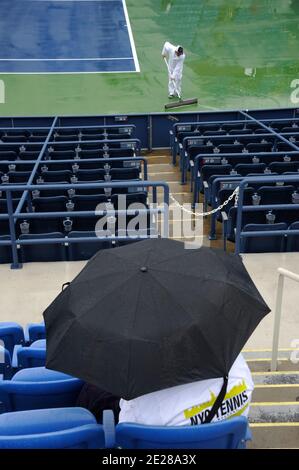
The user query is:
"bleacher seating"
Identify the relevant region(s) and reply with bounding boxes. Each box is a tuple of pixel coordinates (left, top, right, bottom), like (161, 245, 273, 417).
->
(25, 323, 46, 343)
(15, 340, 46, 369)
(0, 323, 25, 357)
(0, 366, 83, 413)
(115, 417, 250, 449)
(0, 346, 13, 380)
(0, 121, 169, 265)
(0, 407, 109, 449)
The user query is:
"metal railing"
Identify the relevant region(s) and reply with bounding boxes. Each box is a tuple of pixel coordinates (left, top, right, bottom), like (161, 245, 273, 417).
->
(271, 267, 299, 371)
(0, 180, 169, 269)
(235, 174, 299, 254)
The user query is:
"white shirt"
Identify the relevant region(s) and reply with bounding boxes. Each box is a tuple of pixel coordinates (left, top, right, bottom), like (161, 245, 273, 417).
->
(162, 41, 185, 79)
(119, 354, 253, 426)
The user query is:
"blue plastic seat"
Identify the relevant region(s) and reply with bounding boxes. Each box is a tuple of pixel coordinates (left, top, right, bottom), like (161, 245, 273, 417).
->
(269, 161, 299, 174)
(287, 221, 299, 252)
(68, 231, 111, 261)
(0, 236, 13, 264)
(0, 346, 13, 380)
(20, 233, 67, 262)
(16, 340, 46, 368)
(0, 322, 25, 357)
(234, 163, 266, 175)
(0, 407, 106, 449)
(32, 196, 68, 212)
(241, 223, 287, 253)
(26, 323, 46, 343)
(115, 416, 250, 449)
(0, 366, 83, 413)
(257, 185, 295, 205)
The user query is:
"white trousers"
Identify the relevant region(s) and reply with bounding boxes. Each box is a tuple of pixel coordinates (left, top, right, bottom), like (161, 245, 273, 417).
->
(168, 75, 182, 97)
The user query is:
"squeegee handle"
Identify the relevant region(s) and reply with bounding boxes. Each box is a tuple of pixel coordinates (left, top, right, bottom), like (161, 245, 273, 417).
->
(164, 57, 170, 73)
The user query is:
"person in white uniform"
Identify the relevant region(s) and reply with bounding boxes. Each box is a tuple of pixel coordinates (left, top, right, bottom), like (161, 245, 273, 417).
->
(119, 354, 253, 426)
(162, 41, 186, 98)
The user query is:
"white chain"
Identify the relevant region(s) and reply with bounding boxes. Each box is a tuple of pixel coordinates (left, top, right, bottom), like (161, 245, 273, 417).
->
(169, 186, 239, 218)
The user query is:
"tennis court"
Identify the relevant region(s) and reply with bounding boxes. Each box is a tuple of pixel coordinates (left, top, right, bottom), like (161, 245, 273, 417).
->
(0, 0, 139, 73)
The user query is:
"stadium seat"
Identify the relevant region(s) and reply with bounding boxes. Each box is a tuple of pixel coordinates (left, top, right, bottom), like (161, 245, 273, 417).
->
(0, 236, 13, 264)
(32, 196, 68, 212)
(115, 417, 250, 449)
(234, 163, 266, 175)
(258, 185, 295, 205)
(0, 407, 107, 449)
(40, 170, 72, 182)
(0, 366, 83, 413)
(20, 233, 67, 262)
(0, 346, 13, 380)
(269, 162, 299, 174)
(286, 221, 299, 252)
(0, 323, 25, 357)
(71, 194, 107, 211)
(241, 223, 287, 253)
(25, 323, 46, 343)
(68, 231, 112, 261)
(15, 340, 46, 368)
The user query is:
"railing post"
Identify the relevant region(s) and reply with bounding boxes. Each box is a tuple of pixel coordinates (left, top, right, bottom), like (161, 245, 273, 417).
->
(271, 273, 284, 371)
(271, 267, 299, 371)
(6, 189, 21, 269)
(163, 184, 169, 238)
(235, 181, 244, 254)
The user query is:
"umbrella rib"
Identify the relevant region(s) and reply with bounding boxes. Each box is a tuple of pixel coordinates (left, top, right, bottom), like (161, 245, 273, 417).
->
(125, 246, 155, 397)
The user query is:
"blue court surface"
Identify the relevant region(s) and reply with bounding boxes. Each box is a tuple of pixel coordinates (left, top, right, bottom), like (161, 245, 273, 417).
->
(0, 0, 139, 73)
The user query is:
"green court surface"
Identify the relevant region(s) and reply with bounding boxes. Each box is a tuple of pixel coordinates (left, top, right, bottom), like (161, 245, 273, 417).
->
(1, 0, 299, 116)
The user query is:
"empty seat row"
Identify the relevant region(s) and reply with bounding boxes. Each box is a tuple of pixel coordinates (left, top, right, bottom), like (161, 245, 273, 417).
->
(0, 158, 140, 174)
(224, 209, 299, 249)
(0, 229, 156, 264)
(0, 322, 45, 357)
(201, 162, 299, 187)
(0, 167, 140, 184)
(0, 364, 250, 448)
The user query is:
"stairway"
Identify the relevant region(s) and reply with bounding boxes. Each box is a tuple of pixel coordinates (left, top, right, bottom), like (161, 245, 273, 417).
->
(243, 349, 299, 449)
(146, 150, 299, 448)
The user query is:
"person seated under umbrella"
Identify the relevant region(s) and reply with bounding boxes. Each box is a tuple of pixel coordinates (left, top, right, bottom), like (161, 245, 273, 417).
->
(45, 240, 268, 427)
(118, 353, 253, 426)
(77, 352, 253, 426)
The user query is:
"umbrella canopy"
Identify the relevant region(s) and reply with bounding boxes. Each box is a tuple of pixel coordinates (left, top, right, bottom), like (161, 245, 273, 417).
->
(44, 239, 270, 400)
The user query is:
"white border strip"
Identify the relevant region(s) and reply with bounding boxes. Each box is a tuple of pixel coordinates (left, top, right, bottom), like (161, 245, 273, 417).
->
(0, 70, 137, 75)
(122, 0, 140, 73)
(0, 58, 134, 62)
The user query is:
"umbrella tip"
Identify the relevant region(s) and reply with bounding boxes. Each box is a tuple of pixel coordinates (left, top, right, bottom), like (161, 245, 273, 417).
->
(140, 266, 148, 273)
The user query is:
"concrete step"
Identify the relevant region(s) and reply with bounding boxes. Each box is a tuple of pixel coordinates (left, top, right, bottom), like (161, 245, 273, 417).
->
(248, 423, 299, 448)
(243, 349, 298, 361)
(253, 385, 299, 402)
(246, 358, 299, 373)
(145, 155, 170, 164)
(252, 371, 299, 385)
(148, 172, 180, 182)
(249, 402, 299, 423)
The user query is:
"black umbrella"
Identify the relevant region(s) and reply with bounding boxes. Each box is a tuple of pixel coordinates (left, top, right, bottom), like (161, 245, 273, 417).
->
(44, 239, 270, 400)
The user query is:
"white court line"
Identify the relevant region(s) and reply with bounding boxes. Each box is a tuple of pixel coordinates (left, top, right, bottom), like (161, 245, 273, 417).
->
(0, 71, 137, 75)
(122, 0, 140, 73)
(31, 1, 120, 2)
(0, 58, 134, 62)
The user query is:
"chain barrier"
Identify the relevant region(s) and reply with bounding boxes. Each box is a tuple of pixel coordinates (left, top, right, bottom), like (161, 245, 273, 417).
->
(169, 186, 240, 218)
